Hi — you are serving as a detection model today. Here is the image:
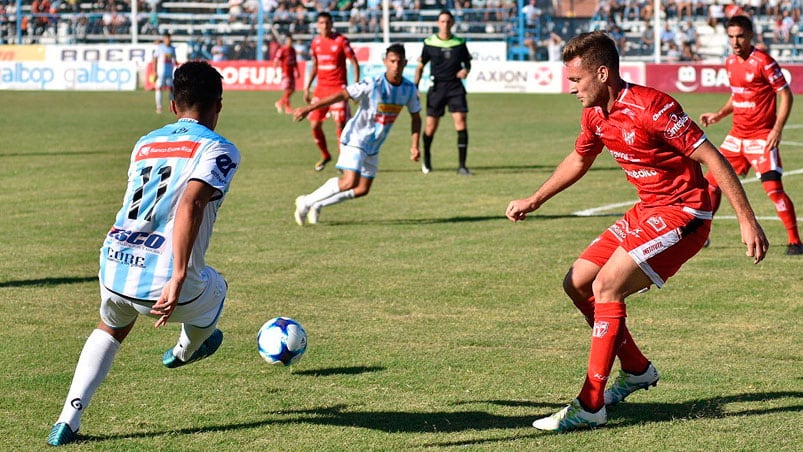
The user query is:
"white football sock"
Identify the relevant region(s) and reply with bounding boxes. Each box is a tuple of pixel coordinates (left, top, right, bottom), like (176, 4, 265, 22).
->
(314, 189, 355, 209)
(56, 329, 121, 432)
(155, 90, 163, 109)
(172, 323, 218, 362)
(304, 177, 342, 206)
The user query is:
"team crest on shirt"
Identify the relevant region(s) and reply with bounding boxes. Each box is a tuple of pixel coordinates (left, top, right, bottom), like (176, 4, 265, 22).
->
(622, 129, 635, 145)
(745, 72, 754, 82)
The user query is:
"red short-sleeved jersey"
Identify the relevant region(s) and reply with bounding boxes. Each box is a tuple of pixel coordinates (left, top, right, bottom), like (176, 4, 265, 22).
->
(274, 45, 298, 80)
(726, 47, 788, 139)
(310, 32, 355, 88)
(575, 83, 711, 213)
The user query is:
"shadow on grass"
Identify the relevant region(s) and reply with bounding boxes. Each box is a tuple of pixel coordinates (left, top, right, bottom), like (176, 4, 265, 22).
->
(380, 164, 621, 175)
(0, 276, 97, 288)
(324, 213, 586, 226)
(292, 365, 385, 377)
(78, 391, 803, 446)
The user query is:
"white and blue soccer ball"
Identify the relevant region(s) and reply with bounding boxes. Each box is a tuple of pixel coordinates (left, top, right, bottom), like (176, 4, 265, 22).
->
(257, 317, 307, 365)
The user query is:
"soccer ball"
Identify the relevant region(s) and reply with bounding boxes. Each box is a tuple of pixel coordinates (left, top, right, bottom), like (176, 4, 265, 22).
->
(257, 317, 307, 365)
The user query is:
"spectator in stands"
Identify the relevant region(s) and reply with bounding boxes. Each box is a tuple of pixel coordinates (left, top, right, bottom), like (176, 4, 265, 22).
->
(639, 22, 655, 55)
(228, 0, 243, 24)
(212, 38, 229, 61)
(545, 32, 564, 61)
(708, 0, 725, 29)
(659, 22, 677, 52)
(291, 2, 308, 33)
(680, 20, 700, 51)
(666, 40, 681, 61)
(348, 4, 367, 33)
(522, 0, 542, 28)
(776, 10, 795, 42)
(607, 23, 627, 54)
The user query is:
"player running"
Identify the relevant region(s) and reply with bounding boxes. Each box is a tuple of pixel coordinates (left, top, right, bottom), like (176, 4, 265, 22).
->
(506, 31, 768, 432)
(699, 15, 801, 255)
(304, 11, 361, 172)
(293, 43, 421, 225)
(272, 32, 300, 114)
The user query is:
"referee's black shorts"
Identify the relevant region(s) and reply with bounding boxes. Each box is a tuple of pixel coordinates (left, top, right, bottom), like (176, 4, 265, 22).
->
(426, 80, 468, 117)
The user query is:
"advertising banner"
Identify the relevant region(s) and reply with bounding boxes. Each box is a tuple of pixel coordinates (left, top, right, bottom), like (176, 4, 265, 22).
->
(0, 61, 137, 90)
(645, 64, 803, 93)
(209, 60, 306, 91)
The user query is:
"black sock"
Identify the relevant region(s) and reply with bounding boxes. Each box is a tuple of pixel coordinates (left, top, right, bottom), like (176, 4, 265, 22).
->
(457, 129, 468, 168)
(423, 133, 433, 168)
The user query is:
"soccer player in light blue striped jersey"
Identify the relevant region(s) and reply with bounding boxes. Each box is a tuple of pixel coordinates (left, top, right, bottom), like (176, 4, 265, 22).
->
(152, 31, 177, 114)
(48, 61, 240, 447)
(293, 43, 422, 225)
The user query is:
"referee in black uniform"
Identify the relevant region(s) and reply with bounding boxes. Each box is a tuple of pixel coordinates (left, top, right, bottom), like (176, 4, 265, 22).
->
(414, 9, 473, 175)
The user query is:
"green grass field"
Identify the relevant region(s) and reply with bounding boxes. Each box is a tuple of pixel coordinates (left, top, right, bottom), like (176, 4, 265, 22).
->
(1, 90, 801, 451)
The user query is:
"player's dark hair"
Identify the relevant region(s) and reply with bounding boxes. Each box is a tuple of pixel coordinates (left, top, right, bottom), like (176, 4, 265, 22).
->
(726, 15, 753, 33)
(438, 9, 454, 20)
(562, 31, 620, 74)
(317, 11, 332, 21)
(386, 43, 405, 59)
(173, 61, 223, 111)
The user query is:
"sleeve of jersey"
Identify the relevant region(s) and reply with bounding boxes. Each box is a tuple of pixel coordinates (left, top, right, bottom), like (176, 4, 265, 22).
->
(574, 110, 604, 156)
(341, 37, 356, 58)
(346, 78, 372, 100)
(190, 142, 241, 194)
(764, 58, 789, 92)
(407, 86, 422, 114)
(651, 99, 706, 157)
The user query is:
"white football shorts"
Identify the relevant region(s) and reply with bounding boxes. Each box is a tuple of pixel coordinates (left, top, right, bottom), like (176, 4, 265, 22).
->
(99, 266, 227, 329)
(336, 144, 378, 179)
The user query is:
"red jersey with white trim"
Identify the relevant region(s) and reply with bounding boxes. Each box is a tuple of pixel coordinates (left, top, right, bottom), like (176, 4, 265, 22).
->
(274, 45, 298, 79)
(575, 83, 711, 212)
(310, 32, 355, 88)
(726, 47, 788, 138)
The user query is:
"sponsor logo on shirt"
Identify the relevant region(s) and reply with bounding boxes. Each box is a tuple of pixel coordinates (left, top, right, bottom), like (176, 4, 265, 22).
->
(107, 227, 166, 251)
(732, 100, 757, 109)
(663, 112, 691, 139)
(136, 140, 200, 161)
(624, 168, 659, 179)
(105, 247, 146, 268)
(609, 149, 641, 162)
(652, 101, 675, 121)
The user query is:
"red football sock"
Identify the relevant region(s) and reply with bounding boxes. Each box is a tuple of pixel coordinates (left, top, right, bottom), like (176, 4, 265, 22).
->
(764, 180, 801, 244)
(574, 296, 648, 374)
(578, 301, 626, 412)
(312, 128, 330, 160)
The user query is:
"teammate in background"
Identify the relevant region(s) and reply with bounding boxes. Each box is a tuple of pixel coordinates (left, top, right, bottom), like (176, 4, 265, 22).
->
(304, 11, 361, 172)
(699, 15, 802, 255)
(293, 43, 420, 225)
(506, 31, 768, 432)
(47, 62, 240, 446)
(152, 31, 177, 114)
(414, 9, 472, 175)
(272, 33, 300, 114)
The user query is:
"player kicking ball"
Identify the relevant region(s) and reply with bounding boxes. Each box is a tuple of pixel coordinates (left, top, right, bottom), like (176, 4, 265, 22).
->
(506, 32, 768, 432)
(293, 43, 421, 225)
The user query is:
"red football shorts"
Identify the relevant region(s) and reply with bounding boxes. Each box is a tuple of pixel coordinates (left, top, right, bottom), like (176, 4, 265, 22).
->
(579, 203, 711, 288)
(308, 85, 350, 123)
(719, 135, 783, 177)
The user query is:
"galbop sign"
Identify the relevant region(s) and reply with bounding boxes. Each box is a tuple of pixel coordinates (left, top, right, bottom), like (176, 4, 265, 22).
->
(646, 64, 800, 93)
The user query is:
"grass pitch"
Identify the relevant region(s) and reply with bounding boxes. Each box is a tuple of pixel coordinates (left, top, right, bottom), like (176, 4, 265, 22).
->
(0, 90, 801, 451)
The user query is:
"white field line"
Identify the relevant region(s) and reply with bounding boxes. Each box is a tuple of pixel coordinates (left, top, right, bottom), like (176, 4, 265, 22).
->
(573, 168, 803, 219)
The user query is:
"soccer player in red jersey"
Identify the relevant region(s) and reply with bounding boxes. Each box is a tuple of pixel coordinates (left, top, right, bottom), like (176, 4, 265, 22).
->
(699, 15, 801, 255)
(304, 11, 360, 172)
(506, 31, 768, 432)
(273, 33, 300, 114)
